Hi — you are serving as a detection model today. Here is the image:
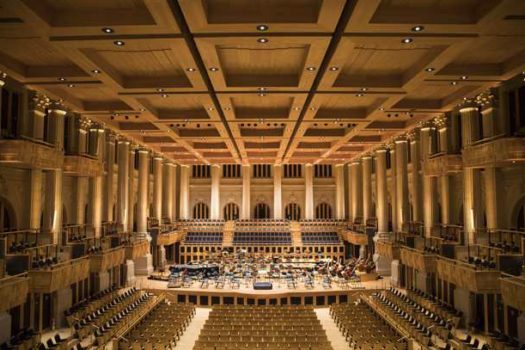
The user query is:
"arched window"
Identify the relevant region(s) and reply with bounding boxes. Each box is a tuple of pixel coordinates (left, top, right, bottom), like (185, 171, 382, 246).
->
(513, 197, 525, 231)
(0, 197, 15, 232)
(223, 203, 240, 221)
(254, 203, 270, 219)
(193, 202, 210, 219)
(315, 203, 333, 219)
(285, 203, 301, 220)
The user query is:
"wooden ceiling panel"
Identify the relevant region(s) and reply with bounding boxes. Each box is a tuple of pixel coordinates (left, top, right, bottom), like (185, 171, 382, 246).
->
(179, 0, 345, 33)
(196, 36, 330, 91)
(218, 93, 307, 121)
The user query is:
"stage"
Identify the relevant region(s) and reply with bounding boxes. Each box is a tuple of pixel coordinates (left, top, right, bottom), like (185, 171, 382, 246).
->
(136, 275, 390, 307)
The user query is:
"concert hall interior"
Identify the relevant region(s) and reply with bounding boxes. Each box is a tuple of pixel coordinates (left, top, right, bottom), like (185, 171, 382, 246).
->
(0, 0, 525, 349)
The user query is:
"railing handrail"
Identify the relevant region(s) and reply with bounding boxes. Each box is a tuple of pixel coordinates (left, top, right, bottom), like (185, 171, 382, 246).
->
(19, 134, 55, 148)
(469, 133, 506, 147)
(0, 272, 29, 286)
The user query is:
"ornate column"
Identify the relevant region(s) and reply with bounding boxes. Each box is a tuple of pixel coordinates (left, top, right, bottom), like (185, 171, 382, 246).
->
(375, 149, 388, 235)
(210, 164, 221, 220)
(435, 116, 451, 225)
(28, 169, 43, 230)
(162, 162, 175, 222)
(304, 164, 314, 219)
(127, 145, 136, 232)
(104, 132, 116, 222)
(116, 140, 130, 232)
(29, 91, 50, 141)
(477, 89, 498, 138)
(350, 161, 363, 221)
(362, 156, 373, 222)
(242, 165, 251, 219)
(152, 156, 163, 221)
(171, 164, 178, 220)
(47, 102, 66, 152)
(460, 102, 483, 244)
(409, 131, 422, 222)
(421, 126, 436, 237)
(334, 164, 346, 220)
(395, 139, 409, 232)
(74, 177, 88, 225)
(179, 165, 190, 219)
(273, 165, 282, 219)
(136, 149, 149, 236)
(43, 169, 63, 244)
(88, 127, 104, 237)
(373, 147, 391, 275)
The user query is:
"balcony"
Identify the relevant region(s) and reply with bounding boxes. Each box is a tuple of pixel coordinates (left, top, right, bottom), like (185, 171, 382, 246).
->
(436, 257, 501, 294)
(462, 135, 525, 168)
(500, 275, 525, 311)
(0, 136, 63, 169)
(89, 246, 125, 273)
(342, 231, 368, 246)
(423, 152, 462, 176)
(375, 239, 400, 260)
(0, 273, 29, 312)
(28, 257, 90, 293)
(156, 231, 183, 246)
(125, 238, 150, 260)
(63, 153, 103, 176)
(400, 246, 437, 273)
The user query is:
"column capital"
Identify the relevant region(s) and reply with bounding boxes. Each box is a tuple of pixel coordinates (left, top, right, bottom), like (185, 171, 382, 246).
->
(47, 101, 68, 116)
(211, 163, 221, 168)
(476, 88, 498, 111)
(29, 91, 51, 114)
(106, 130, 117, 143)
(375, 147, 387, 154)
(138, 147, 149, 154)
(432, 114, 449, 130)
(0, 71, 7, 87)
(458, 98, 479, 113)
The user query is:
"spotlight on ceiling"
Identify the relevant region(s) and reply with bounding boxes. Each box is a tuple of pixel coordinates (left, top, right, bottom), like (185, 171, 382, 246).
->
(186, 68, 196, 72)
(114, 40, 125, 46)
(157, 88, 164, 92)
(102, 27, 114, 33)
(91, 69, 101, 74)
(401, 38, 413, 44)
(161, 94, 169, 98)
(425, 67, 435, 72)
(257, 38, 269, 43)
(58, 77, 66, 81)
(460, 75, 468, 80)
(256, 24, 269, 32)
(209, 67, 219, 72)
(411, 25, 424, 32)
(329, 66, 339, 71)
(306, 67, 316, 71)
(450, 81, 457, 86)
(67, 84, 75, 88)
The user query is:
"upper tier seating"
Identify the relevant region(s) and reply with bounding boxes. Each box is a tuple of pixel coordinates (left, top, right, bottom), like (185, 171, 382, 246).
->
(184, 232, 223, 245)
(0, 328, 40, 350)
(194, 305, 332, 350)
(330, 302, 407, 350)
(301, 232, 340, 245)
(233, 231, 291, 245)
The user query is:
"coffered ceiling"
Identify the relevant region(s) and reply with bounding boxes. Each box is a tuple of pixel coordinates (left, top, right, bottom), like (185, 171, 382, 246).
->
(1, 0, 524, 165)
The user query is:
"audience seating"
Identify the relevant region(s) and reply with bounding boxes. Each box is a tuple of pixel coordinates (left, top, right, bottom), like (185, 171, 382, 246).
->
(301, 232, 340, 245)
(233, 231, 291, 245)
(184, 232, 223, 245)
(119, 301, 195, 350)
(194, 305, 332, 350)
(330, 302, 407, 350)
(0, 328, 40, 350)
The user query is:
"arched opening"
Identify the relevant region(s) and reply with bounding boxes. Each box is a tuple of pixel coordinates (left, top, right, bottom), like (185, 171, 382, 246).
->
(223, 202, 239, 221)
(0, 197, 16, 232)
(254, 203, 270, 219)
(285, 203, 301, 220)
(193, 202, 209, 219)
(315, 202, 333, 219)
(512, 196, 525, 231)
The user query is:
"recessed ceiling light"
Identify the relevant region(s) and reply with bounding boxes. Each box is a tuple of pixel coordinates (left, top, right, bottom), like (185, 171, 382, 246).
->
(67, 84, 75, 88)
(258, 87, 266, 91)
(257, 38, 269, 43)
(91, 69, 101, 74)
(114, 40, 125, 46)
(361, 87, 368, 92)
(186, 68, 196, 72)
(224, 107, 231, 111)
(356, 93, 363, 97)
(161, 94, 169, 98)
(306, 67, 316, 71)
(102, 27, 114, 34)
(379, 107, 385, 111)
(401, 38, 413, 44)
(58, 77, 66, 81)
(450, 81, 457, 86)
(329, 66, 339, 71)
(209, 67, 219, 72)
(460, 75, 468, 80)
(258, 93, 266, 97)
(208, 107, 214, 111)
(257, 24, 269, 32)
(140, 108, 145, 112)
(425, 67, 435, 72)
(157, 88, 164, 92)
(412, 25, 424, 32)
(293, 107, 301, 111)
